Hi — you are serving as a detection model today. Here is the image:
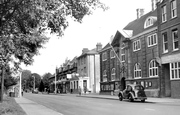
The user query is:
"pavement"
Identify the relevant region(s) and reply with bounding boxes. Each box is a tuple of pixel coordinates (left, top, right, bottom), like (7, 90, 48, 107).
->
(15, 97, 63, 115)
(15, 93, 180, 115)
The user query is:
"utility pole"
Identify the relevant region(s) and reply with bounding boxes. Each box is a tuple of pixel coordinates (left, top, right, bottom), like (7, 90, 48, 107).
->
(19, 71, 22, 98)
(0, 67, 5, 103)
(33, 75, 35, 90)
(55, 67, 57, 94)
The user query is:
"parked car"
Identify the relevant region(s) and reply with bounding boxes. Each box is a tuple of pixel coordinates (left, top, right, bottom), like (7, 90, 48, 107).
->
(32, 89, 38, 94)
(118, 84, 147, 102)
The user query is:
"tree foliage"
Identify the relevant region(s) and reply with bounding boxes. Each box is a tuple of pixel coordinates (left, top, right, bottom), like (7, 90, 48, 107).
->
(38, 80, 44, 92)
(0, 0, 107, 72)
(31, 73, 41, 89)
(21, 70, 31, 89)
(4, 73, 18, 89)
(42, 73, 52, 89)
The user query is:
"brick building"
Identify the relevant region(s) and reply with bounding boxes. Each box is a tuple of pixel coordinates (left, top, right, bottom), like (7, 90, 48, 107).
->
(123, 4, 160, 97)
(157, 0, 180, 98)
(99, 31, 127, 95)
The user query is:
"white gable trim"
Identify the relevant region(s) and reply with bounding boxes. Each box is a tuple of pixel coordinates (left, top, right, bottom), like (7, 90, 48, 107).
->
(129, 27, 157, 40)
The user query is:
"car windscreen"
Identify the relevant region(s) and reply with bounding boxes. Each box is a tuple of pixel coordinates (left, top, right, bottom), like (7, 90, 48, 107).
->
(135, 86, 144, 90)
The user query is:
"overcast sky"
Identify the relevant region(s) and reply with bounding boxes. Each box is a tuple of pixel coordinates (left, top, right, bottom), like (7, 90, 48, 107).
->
(21, 0, 152, 76)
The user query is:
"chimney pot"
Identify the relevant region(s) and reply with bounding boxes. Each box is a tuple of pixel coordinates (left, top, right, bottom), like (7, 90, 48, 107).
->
(96, 43, 102, 51)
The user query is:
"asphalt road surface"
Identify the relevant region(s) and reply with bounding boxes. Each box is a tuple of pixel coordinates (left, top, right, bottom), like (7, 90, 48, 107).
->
(24, 93, 180, 115)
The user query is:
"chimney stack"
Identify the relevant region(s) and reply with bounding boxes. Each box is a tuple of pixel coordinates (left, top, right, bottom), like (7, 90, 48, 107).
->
(152, 0, 159, 11)
(82, 48, 89, 54)
(136, 8, 144, 19)
(96, 43, 102, 51)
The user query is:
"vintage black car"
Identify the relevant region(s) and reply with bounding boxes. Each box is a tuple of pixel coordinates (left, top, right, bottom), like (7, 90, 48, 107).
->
(118, 84, 147, 102)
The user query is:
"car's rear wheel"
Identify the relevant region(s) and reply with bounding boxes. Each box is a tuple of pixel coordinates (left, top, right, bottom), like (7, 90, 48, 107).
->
(119, 93, 123, 101)
(129, 94, 134, 102)
(141, 99, 145, 102)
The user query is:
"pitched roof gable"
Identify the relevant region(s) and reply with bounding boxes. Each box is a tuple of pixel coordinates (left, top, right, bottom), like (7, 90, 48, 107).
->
(123, 9, 157, 36)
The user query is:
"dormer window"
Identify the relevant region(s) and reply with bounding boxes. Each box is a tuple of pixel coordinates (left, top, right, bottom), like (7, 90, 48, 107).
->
(144, 16, 157, 29)
(145, 18, 153, 28)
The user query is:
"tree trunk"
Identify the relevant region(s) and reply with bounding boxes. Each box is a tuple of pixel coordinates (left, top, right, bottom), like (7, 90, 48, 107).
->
(0, 66, 5, 103)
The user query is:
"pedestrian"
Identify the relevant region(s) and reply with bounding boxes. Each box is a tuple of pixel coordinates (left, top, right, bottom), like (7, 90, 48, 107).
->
(84, 86, 87, 95)
(78, 86, 81, 96)
(21, 90, 23, 96)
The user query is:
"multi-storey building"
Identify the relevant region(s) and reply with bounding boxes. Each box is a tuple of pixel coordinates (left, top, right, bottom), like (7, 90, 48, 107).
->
(77, 43, 102, 93)
(69, 57, 78, 93)
(99, 31, 127, 95)
(157, 0, 180, 98)
(123, 2, 160, 97)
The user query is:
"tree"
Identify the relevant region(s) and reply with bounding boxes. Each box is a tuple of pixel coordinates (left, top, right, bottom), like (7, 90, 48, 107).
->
(42, 73, 52, 89)
(38, 80, 44, 92)
(4, 74, 18, 89)
(31, 73, 41, 89)
(21, 70, 31, 90)
(0, 0, 107, 102)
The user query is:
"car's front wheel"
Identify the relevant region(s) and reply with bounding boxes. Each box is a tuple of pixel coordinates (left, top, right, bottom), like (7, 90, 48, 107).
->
(129, 94, 134, 102)
(119, 93, 123, 101)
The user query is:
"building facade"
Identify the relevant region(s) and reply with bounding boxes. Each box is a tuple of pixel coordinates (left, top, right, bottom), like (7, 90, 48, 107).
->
(99, 31, 127, 95)
(77, 43, 102, 94)
(157, 0, 180, 98)
(123, 6, 160, 97)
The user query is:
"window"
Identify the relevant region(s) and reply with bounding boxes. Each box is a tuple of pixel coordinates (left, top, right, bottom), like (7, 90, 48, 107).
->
(162, 5, 167, 22)
(149, 60, 158, 77)
(147, 33, 157, 47)
(111, 68, 115, 81)
(134, 63, 142, 78)
(172, 29, 179, 51)
(170, 62, 180, 80)
(103, 70, 107, 82)
(110, 50, 115, 58)
(84, 57, 86, 64)
(121, 43, 125, 62)
(162, 32, 168, 53)
(133, 40, 141, 51)
(144, 18, 153, 28)
(102, 52, 107, 61)
(84, 67, 86, 76)
(171, 0, 177, 18)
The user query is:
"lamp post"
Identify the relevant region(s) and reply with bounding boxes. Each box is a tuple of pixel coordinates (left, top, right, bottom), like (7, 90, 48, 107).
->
(55, 67, 58, 94)
(32, 75, 35, 90)
(19, 71, 22, 98)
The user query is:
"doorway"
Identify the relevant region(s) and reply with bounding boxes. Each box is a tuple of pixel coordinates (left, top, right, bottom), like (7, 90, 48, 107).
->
(121, 77, 126, 90)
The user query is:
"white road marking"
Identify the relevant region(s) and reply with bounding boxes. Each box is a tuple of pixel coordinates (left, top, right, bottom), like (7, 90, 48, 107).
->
(145, 108, 155, 111)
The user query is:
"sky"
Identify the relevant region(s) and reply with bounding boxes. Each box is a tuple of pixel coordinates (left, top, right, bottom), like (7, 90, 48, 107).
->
(21, 0, 152, 76)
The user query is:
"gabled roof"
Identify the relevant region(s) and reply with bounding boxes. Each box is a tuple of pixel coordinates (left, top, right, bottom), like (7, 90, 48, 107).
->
(77, 48, 98, 59)
(123, 9, 157, 36)
(98, 43, 111, 53)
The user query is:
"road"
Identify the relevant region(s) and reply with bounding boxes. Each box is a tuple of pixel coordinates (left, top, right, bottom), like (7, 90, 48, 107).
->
(24, 93, 180, 115)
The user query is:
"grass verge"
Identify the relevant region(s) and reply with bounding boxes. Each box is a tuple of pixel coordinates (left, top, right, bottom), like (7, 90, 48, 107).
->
(0, 95, 27, 115)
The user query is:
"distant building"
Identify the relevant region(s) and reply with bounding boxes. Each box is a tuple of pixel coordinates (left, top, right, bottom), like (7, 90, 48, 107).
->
(77, 43, 102, 94)
(157, 0, 180, 98)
